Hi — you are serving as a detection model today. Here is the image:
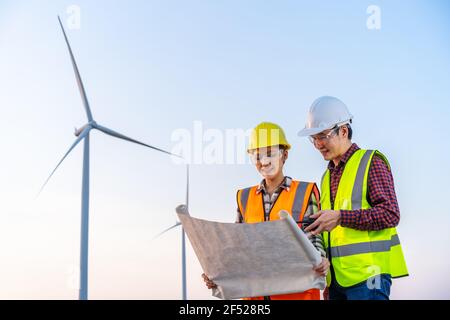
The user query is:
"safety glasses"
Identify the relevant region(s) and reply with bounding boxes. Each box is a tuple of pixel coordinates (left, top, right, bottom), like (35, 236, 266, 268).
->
(249, 147, 283, 164)
(308, 126, 339, 144)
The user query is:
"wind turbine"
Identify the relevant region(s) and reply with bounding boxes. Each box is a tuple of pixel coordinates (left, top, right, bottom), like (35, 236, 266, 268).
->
(39, 16, 180, 300)
(154, 164, 189, 300)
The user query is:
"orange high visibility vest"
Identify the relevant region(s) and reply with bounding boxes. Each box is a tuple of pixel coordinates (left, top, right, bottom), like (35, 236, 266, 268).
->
(236, 179, 321, 300)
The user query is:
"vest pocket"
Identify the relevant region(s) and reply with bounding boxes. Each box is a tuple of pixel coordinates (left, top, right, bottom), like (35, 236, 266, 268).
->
(335, 252, 374, 270)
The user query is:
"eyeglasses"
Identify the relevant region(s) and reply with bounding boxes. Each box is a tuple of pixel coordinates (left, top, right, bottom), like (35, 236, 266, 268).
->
(249, 148, 283, 164)
(308, 126, 339, 144)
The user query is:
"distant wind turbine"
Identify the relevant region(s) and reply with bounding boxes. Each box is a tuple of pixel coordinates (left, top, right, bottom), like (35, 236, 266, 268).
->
(154, 164, 189, 300)
(39, 16, 180, 300)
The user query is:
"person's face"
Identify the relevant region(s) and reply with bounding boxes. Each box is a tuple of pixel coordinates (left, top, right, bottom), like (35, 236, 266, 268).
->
(309, 126, 348, 161)
(249, 146, 288, 179)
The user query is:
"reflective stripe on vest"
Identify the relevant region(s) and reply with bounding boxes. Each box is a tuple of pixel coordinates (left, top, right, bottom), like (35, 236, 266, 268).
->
(239, 187, 251, 218)
(291, 181, 309, 222)
(330, 234, 400, 258)
(351, 150, 373, 210)
(321, 149, 408, 288)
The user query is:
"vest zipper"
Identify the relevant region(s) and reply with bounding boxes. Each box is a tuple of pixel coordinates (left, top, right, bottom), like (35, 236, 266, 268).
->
(328, 191, 337, 288)
(327, 230, 337, 287)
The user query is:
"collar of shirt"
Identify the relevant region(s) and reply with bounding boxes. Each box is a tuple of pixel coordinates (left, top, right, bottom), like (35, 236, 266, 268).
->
(327, 143, 360, 171)
(256, 176, 292, 194)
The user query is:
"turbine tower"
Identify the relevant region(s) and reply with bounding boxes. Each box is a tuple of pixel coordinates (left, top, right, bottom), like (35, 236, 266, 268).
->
(39, 16, 180, 300)
(154, 164, 189, 300)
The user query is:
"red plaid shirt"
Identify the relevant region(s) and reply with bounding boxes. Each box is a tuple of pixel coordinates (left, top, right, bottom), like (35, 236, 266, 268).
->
(328, 143, 400, 231)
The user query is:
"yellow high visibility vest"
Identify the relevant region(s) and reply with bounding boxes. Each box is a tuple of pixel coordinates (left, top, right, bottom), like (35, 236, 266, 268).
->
(321, 149, 408, 287)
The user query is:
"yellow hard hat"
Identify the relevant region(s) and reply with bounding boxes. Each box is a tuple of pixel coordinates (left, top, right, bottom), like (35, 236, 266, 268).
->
(248, 122, 291, 152)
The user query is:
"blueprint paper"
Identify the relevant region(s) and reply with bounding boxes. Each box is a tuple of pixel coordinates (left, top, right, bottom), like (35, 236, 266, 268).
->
(176, 205, 326, 300)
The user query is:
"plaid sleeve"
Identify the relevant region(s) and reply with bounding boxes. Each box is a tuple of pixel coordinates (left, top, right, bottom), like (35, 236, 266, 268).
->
(340, 154, 401, 231)
(303, 192, 327, 258)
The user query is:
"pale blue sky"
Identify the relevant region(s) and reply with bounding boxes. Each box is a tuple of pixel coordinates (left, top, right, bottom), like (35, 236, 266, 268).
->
(0, 0, 449, 299)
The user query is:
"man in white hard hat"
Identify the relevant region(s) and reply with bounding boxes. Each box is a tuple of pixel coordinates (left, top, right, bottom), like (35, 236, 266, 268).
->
(298, 96, 408, 300)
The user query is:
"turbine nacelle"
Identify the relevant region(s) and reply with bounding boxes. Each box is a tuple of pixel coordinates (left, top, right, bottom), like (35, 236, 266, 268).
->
(74, 121, 97, 137)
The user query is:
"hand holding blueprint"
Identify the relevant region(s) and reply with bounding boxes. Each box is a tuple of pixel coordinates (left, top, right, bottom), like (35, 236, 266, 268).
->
(176, 205, 326, 300)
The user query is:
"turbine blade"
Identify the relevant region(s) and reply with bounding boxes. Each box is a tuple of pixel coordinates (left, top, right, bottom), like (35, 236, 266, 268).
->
(37, 126, 91, 196)
(58, 16, 94, 122)
(95, 124, 180, 157)
(153, 222, 182, 240)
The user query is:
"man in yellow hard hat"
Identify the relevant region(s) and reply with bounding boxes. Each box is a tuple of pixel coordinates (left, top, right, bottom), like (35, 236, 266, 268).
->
(202, 122, 330, 300)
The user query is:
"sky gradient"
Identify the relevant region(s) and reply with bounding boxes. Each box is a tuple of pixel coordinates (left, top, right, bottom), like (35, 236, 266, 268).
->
(0, 0, 449, 299)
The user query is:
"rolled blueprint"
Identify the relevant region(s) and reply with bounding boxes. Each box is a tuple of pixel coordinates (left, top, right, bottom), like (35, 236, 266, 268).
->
(176, 205, 326, 299)
(278, 210, 322, 267)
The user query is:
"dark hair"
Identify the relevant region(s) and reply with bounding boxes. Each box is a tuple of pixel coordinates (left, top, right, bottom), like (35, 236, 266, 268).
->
(337, 124, 353, 140)
(346, 124, 353, 140)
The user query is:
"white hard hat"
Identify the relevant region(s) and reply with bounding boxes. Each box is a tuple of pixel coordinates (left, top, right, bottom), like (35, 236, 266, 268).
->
(298, 96, 353, 137)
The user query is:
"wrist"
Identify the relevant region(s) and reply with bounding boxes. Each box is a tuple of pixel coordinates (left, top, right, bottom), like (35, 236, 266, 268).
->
(336, 210, 342, 225)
